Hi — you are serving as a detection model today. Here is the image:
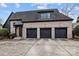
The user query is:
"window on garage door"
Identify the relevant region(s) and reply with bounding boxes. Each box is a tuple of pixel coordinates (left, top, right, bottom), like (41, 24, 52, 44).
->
(55, 27, 67, 38)
(26, 28, 37, 38)
(40, 28, 51, 38)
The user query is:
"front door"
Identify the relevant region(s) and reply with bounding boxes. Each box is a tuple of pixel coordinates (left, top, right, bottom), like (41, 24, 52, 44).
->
(15, 26, 22, 37)
(19, 26, 22, 37)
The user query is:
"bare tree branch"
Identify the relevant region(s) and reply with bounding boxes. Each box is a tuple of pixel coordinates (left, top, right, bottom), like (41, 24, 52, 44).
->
(0, 18, 3, 25)
(61, 4, 77, 16)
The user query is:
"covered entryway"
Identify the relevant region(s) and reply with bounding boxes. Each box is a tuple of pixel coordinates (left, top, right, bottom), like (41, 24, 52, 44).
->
(15, 26, 22, 37)
(14, 22, 23, 37)
(55, 28, 67, 38)
(40, 28, 51, 38)
(27, 28, 37, 38)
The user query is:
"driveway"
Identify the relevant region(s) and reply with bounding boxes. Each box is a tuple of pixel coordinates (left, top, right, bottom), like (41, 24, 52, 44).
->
(0, 39, 79, 56)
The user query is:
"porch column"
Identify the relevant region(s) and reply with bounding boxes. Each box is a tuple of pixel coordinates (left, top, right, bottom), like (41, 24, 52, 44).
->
(16, 27, 19, 37)
(52, 28, 55, 39)
(37, 28, 40, 39)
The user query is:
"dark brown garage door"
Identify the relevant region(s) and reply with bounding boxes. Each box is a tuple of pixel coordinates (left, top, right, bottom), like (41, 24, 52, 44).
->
(55, 28, 67, 38)
(27, 28, 37, 38)
(40, 28, 51, 38)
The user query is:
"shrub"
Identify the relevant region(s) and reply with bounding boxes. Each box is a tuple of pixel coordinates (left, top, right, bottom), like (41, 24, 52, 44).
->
(73, 25, 79, 37)
(9, 33, 16, 39)
(0, 28, 9, 37)
(0, 28, 9, 39)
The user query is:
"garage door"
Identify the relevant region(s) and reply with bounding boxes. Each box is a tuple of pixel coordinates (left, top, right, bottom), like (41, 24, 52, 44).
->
(40, 28, 51, 38)
(55, 28, 67, 38)
(27, 28, 37, 38)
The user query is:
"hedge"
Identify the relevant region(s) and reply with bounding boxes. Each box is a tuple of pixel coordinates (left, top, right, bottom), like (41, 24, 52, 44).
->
(73, 25, 79, 37)
(0, 28, 9, 37)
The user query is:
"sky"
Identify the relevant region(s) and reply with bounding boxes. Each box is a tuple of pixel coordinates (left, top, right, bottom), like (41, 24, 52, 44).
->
(0, 3, 79, 24)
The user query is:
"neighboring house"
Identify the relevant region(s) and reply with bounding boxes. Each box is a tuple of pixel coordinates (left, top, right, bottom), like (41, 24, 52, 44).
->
(0, 23, 2, 29)
(5, 9, 73, 39)
(3, 12, 14, 31)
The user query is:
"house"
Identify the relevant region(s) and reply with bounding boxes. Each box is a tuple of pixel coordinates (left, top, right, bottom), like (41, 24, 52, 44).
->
(5, 9, 73, 39)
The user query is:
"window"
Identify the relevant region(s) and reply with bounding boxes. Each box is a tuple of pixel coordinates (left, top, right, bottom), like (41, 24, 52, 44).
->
(40, 13, 51, 20)
(15, 21, 22, 24)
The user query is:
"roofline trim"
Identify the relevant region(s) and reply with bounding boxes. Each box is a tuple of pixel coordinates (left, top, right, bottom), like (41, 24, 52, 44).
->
(22, 19, 73, 23)
(3, 12, 14, 27)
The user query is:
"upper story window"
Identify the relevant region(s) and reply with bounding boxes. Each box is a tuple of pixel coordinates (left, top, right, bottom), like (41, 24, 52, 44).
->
(40, 13, 51, 20)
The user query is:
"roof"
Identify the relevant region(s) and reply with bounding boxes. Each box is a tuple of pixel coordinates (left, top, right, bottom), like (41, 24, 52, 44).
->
(3, 12, 14, 28)
(9, 9, 73, 22)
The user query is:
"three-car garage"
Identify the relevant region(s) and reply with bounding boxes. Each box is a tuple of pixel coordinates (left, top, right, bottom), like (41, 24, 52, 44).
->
(26, 27, 67, 38)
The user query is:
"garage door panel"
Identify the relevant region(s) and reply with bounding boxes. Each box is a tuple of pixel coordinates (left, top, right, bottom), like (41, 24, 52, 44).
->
(40, 28, 51, 38)
(27, 28, 37, 38)
(55, 28, 67, 38)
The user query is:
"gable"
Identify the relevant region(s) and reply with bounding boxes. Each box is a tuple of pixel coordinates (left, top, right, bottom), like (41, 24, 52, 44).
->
(3, 12, 14, 31)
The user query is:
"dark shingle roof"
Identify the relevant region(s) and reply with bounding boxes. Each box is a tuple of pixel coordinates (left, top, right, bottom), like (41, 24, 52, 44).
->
(9, 9, 73, 22)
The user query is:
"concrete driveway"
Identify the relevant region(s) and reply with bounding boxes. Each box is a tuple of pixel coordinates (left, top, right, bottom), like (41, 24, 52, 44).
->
(0, 39, 79, 56)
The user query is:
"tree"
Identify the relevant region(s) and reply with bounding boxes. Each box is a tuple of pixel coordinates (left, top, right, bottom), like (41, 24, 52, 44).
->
(73, 25, 79, 36)
(0, 18, 3, 25)
(61, 4, 78, 16)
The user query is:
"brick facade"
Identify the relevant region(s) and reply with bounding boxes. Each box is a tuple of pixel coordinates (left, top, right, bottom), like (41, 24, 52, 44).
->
(22, 21, 72, 39)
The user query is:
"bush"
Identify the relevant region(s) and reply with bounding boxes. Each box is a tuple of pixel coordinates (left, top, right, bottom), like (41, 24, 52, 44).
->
(0, 28, 9, 39)
(9, 33, 16, 39)
(0, 28, 9, 37)
(73, 25, 79, 37)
